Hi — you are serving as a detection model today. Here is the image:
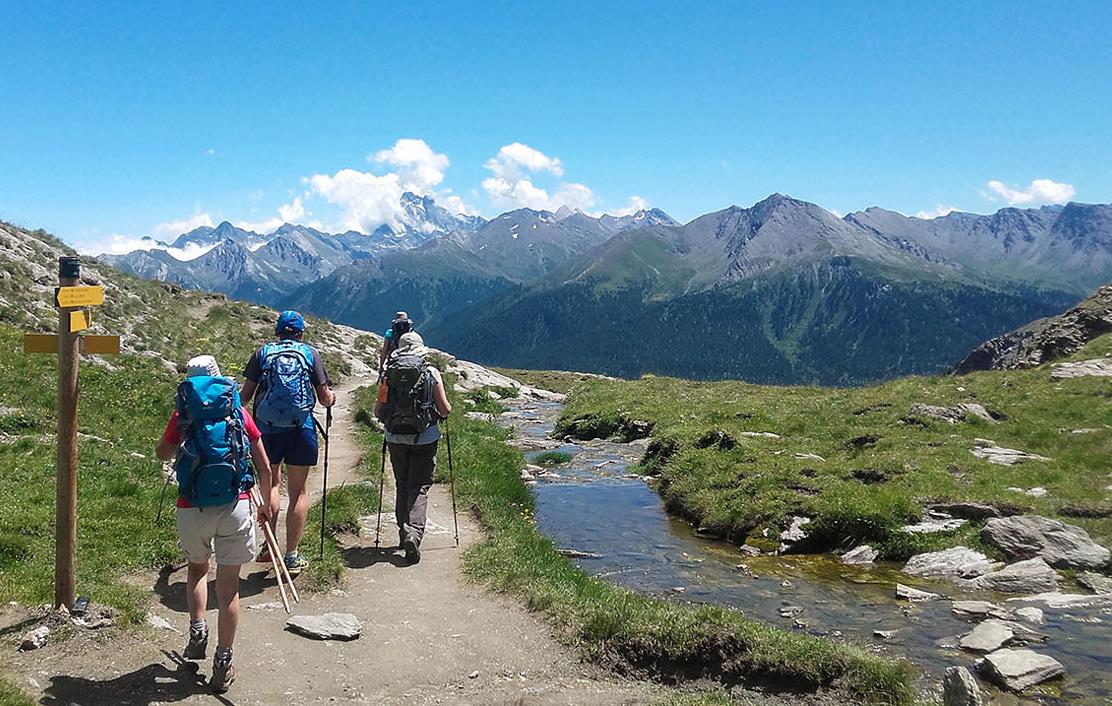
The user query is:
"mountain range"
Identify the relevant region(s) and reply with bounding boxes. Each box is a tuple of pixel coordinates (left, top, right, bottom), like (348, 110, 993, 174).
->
(100, 192, 1112, 384)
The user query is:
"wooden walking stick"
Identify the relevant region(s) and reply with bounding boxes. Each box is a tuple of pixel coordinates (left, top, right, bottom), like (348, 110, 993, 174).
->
(249, 487, 294, 612)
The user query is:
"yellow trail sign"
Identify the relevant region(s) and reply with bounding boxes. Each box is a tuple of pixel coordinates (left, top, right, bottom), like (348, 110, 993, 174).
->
(54, 286, 104, 308)
(70, 310, 90, 332)
(82, 335, 120, 355)
(23, 333, 58, 353)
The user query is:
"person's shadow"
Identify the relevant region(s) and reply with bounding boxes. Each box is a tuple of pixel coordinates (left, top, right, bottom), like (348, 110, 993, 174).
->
(41, 650, 234, 705)
(153, 564, 273, 613)
(340, 544, 410, 569)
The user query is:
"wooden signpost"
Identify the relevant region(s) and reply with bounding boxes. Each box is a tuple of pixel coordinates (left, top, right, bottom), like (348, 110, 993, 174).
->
(23, 257, 119, 610)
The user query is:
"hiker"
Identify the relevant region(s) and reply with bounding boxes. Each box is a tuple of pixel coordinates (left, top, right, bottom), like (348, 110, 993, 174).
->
(377, 310, 414, 374)
(154, 355, 274, 693)
(375, 331, 452, 564)
(240, 310, 335, 575)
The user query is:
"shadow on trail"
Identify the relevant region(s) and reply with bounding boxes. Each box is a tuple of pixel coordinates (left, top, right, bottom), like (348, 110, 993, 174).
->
(152, 566, 272, 614)
(42, 650, 234, 706)
(339, 544, 411, 569)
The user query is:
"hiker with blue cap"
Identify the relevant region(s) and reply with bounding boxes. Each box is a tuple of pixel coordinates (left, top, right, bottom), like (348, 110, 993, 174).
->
(240, 310, 335, 576)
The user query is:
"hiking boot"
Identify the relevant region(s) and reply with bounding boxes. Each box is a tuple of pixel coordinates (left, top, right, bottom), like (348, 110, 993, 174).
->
(183, 624, 208, 660)
(398, 529, 406, 549)
(210, 650, 235, 693)
(284, 552, 308, 576)
(403, 537, 421, 565)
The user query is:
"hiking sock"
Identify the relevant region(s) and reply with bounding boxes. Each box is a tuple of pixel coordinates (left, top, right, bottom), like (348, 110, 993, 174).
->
(189, 618, 207, 635)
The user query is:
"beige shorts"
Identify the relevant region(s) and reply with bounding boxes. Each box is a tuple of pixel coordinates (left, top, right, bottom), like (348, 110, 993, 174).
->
(175, 498, 256, 566)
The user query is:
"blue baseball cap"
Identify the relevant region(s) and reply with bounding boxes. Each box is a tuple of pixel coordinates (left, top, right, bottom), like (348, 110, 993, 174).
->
(275, 310, 306, 335)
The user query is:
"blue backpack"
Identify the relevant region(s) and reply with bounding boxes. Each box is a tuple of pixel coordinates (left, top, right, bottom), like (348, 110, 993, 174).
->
(175, 376, 252, 507)
(255, 340, 315, 429)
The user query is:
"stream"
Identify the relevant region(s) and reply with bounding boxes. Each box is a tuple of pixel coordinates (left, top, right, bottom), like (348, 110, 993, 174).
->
(499, 398, 1112, 705)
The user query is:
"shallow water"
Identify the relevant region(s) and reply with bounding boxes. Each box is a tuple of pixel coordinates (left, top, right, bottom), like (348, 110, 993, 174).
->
(502, 399, 1112, 704)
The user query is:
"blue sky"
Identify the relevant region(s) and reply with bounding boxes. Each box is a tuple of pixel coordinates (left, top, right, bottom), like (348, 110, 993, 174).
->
(1, 1, 1110, 253)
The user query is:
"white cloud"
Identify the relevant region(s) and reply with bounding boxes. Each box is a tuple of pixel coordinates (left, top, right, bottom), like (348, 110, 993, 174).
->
(914, 204, 959, 219)
(484, 142, 564, 180)
(151, 212, 215, 240)
(234, 196, 308, 234)
(985, 178, 1076, 206)
(596, 195, 649, 218)
(372, 138, 450, 192)
(204, 148, 216, 156)
(306, 168, 407, 232)
(86, 234, 217, 261)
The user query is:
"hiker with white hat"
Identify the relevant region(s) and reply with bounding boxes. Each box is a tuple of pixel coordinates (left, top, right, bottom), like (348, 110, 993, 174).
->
(375, 331, 452, 564)
(155, 355, 274, 693)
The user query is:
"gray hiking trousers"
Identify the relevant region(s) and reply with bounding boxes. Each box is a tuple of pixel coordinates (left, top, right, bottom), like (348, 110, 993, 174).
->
(387, 440, 438, 546)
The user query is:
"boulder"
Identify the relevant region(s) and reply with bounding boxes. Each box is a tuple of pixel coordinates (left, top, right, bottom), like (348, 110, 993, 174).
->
(942, 665, 984, 706)
(1051, 359, 1112, 379)
(904, 547, 994, 579)
(1077, 571, 1112, 594)
(969, 558, 1060, 594)
(951, 600, 1009, 620)
(930, 502, 1002, 521)
(896, 583, 941, 601)
(981, 515, 1111, 569)
(971, 439, 1050, 466)
(978, 648, 1065, 691)
(841, 545, 879, 565)
(959, 619, 1014, 653)
(286, 613, 362, 641)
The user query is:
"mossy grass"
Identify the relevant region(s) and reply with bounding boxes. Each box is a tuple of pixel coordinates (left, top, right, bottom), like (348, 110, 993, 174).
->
(491, 367, 608, 396)
(552, 334, 1112, 560)
(0, 677, 37, 706)
(353, 378, 915, 704)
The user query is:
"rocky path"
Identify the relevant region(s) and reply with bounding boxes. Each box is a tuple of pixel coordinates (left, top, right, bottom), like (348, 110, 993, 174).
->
(5, 374, 660, 705)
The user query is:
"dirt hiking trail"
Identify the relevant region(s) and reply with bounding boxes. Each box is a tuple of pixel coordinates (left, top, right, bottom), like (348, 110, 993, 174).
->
(5, 376, 661, 705)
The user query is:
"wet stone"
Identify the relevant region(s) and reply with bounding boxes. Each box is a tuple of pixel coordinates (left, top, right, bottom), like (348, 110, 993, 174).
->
(951, 600, 1009, 621)
(968, 558, 1060, 594)
(959, 619, 1014, 653)
(841, 545, 878, 565)
(979, 648, 1065, 692)
(904, 546, 993, 580)
(942, 665, 984, 706)
(896, 583, 941, 601)
(1077, 571, 1112, 594)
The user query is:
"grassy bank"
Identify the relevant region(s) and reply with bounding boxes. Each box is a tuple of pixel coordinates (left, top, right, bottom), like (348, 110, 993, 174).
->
(552, 334, 1112, 561)
(352, 381, 914, 704)
(0, 677, 36, 706)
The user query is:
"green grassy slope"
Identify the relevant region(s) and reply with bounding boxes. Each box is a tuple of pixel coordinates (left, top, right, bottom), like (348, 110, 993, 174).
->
(554, 334, 1112, 560)
(0, 223, 367, 617)
(350, 381, 915, 704)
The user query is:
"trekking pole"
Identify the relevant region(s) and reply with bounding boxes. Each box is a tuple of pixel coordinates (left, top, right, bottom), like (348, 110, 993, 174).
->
(249, 486, 291, 613)
(155, 463, 174, 524)
(316, 408, 332, 561)
(249, 469, 299, 604)
(374, 437, 386, 550)
(445, 420, 460, 548)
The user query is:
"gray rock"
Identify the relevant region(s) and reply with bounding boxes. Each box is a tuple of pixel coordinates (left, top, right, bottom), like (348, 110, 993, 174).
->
(1006, 592, 1112, 610)
(19, 625, 50, 651)
(907, 403, 997, 425)
(778, 516, 811, 553)
(952, 600, 1009, 620)
(896, 583, 941, 601)
(969, 558, 1060, 594)
(286, 612, 362, 641)
(779, 605, 805, 618)
(996, 620, 1048, 644)
(841, 545, 878, 565)
(904, 546, 994, 579)
(971, 439, 1050, 466)
(979, 648, 1065, 691)
(737, 544, 762, 557)
(1013, 606, 1044, 624)
(960, 619, 1014, 653)
(942, 665, 984, 706)
(1077, 571, 1112, 594)
(1051, 359, 1112, 379)
(930, 502, 1002, 521)
(982, 515, 1111, 569)
(901, 517, 967, 534)
(873, 629, 897, 639)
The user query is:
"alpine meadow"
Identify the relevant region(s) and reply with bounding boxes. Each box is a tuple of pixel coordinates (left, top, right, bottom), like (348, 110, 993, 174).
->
(3, 4, 1112, 706)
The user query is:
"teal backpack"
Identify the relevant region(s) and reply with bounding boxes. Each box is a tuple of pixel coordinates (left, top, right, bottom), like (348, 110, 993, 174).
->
(174, 376, 252, 506)
(255, 340, 316, 429)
